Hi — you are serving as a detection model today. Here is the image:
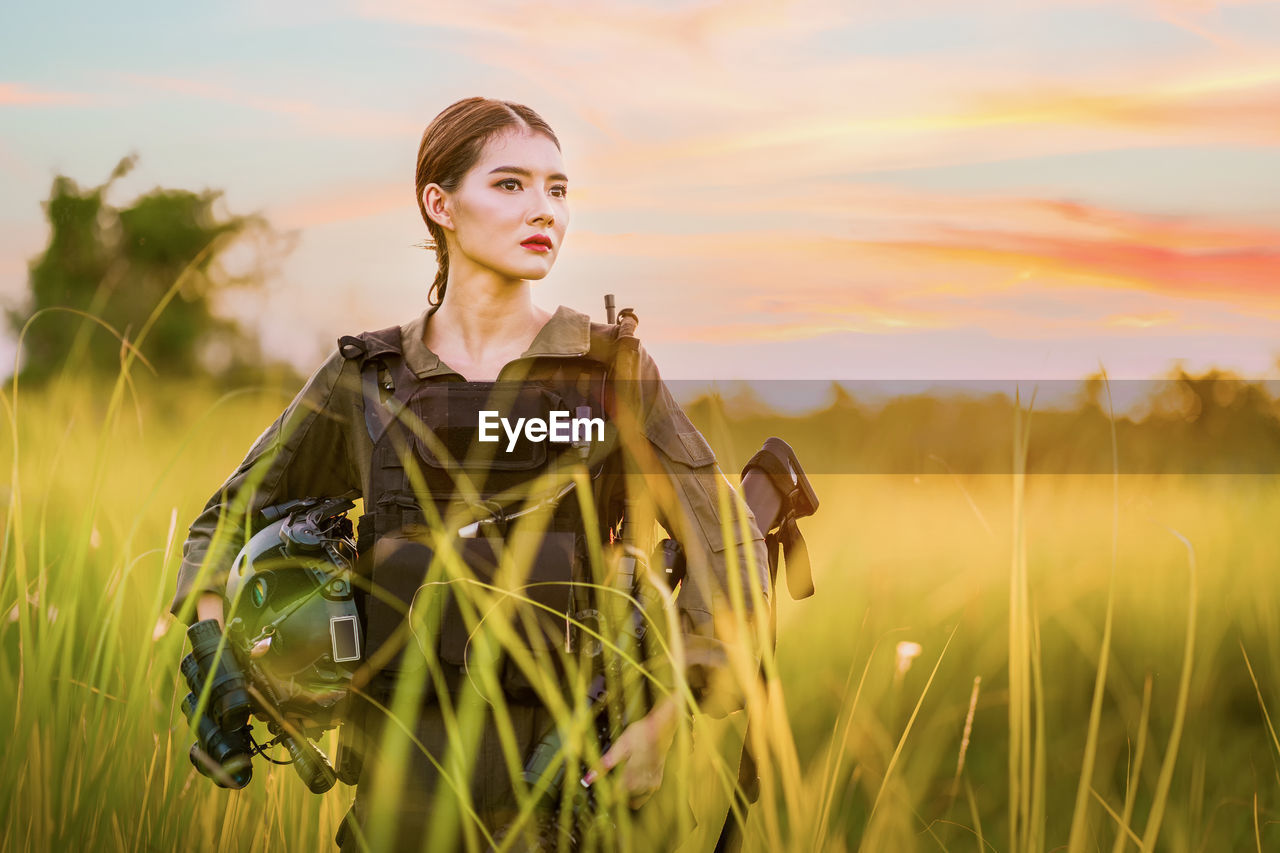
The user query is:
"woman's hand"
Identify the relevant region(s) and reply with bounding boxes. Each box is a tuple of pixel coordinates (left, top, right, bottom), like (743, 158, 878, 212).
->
(196, 591, 226, 626)
(583, 693, 682, 809)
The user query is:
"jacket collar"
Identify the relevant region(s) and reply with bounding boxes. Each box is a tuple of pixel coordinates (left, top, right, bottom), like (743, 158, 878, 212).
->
(400, 304, 591, 379)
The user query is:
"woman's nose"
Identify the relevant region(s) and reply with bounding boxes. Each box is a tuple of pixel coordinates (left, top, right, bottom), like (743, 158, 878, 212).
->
(527, 199, 556, 227)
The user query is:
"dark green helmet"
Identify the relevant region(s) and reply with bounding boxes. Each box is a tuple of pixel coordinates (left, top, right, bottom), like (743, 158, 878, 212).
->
(224, 496, 362, 733)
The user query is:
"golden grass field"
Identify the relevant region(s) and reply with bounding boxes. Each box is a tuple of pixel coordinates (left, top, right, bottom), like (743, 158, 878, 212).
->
(3, 374, 1279, 852)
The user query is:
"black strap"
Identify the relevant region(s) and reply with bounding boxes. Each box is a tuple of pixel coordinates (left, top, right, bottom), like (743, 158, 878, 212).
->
(338, 326, 414, 445)
(743, 447, 791, 489)
(360, 358, 416, 445)
(778, 516, 814, 600)
(359, 361, 384, 442)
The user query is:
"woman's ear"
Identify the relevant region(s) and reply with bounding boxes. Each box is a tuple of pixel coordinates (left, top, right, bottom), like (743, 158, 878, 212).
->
(422, 183, 453, 230)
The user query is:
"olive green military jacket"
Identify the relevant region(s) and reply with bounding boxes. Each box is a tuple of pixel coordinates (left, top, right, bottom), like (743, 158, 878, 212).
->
(171, 304, 768, 701)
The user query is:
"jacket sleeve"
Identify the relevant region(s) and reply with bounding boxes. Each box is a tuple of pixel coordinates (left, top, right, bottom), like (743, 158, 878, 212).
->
(170, 351, 363, 622)
(635, 347, 770, 714)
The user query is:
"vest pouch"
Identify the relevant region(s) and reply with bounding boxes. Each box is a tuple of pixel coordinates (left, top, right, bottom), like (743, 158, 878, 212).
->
(436, 530, 577, 674)
(406, 383, 569, 487)
(364, 527, 578, 696)
(362, 534, 501, 674)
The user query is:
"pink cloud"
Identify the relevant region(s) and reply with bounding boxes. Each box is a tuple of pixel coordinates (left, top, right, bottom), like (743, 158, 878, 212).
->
(270, 182, 407, 229)
(0, 82, 85, 107)
(121, 74, 318, 116)
(117, 73, 420, 137)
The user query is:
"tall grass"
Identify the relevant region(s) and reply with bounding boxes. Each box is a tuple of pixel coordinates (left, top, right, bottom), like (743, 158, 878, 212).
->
(4, 349, 1280, 850)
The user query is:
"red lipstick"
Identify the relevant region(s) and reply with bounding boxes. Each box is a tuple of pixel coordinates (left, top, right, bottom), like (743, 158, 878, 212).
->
(521, 233, 553, 252)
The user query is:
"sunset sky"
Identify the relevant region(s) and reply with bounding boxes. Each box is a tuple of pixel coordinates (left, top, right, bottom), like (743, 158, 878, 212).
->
(3, 0, 1279, 385)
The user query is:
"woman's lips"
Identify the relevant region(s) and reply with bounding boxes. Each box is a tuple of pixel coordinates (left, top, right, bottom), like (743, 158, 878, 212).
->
(521, 240, 551, 253)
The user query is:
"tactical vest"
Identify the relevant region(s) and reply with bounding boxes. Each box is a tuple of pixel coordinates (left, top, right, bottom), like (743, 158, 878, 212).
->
(337, 324, 627, 701)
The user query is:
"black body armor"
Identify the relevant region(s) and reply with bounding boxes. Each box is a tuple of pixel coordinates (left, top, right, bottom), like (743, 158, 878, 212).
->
(337, 324, 626, 700)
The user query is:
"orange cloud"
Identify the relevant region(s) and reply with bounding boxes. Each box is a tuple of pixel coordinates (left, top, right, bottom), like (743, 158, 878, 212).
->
(1031, 199, 1280, 251)
(962, 70, 1280, 145)
(1106, 311, 1177, 328)
(915, 227, 1280, 306)
(354, 0, 842, 51)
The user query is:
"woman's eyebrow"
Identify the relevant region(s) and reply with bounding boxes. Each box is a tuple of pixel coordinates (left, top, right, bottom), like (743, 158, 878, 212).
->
(489, 165, 569, 182)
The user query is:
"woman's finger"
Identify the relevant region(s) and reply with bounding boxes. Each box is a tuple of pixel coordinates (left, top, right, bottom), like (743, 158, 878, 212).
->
(584, 737, 631, 786)
(601, 737, 630, 771)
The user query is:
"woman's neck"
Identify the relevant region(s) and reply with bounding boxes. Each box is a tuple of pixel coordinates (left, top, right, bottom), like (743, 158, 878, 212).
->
(424, 268, 553, 373)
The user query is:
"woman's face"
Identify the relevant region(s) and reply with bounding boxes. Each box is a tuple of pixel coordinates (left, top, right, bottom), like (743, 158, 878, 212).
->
(434, 128, 570, 284)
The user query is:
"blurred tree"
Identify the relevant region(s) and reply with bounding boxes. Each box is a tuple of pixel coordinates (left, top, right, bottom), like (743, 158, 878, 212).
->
(8, 155, 291, 382)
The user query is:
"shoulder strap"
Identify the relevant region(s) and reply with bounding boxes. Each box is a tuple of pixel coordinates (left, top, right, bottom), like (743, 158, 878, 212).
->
(338, 326, 413, 444)
(338, 325, 402, 361)
(586, 318, 623, 366)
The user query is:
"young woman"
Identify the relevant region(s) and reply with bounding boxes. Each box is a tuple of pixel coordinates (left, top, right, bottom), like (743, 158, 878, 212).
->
(171, 97, 767, 851)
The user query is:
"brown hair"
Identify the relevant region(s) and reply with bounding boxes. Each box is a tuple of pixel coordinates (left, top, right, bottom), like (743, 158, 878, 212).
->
(415, 97, 561, 306)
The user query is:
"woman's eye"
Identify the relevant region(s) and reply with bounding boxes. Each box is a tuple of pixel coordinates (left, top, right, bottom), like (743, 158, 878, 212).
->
(550, 185, 568, 198)
(497, 179, 521, 191)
